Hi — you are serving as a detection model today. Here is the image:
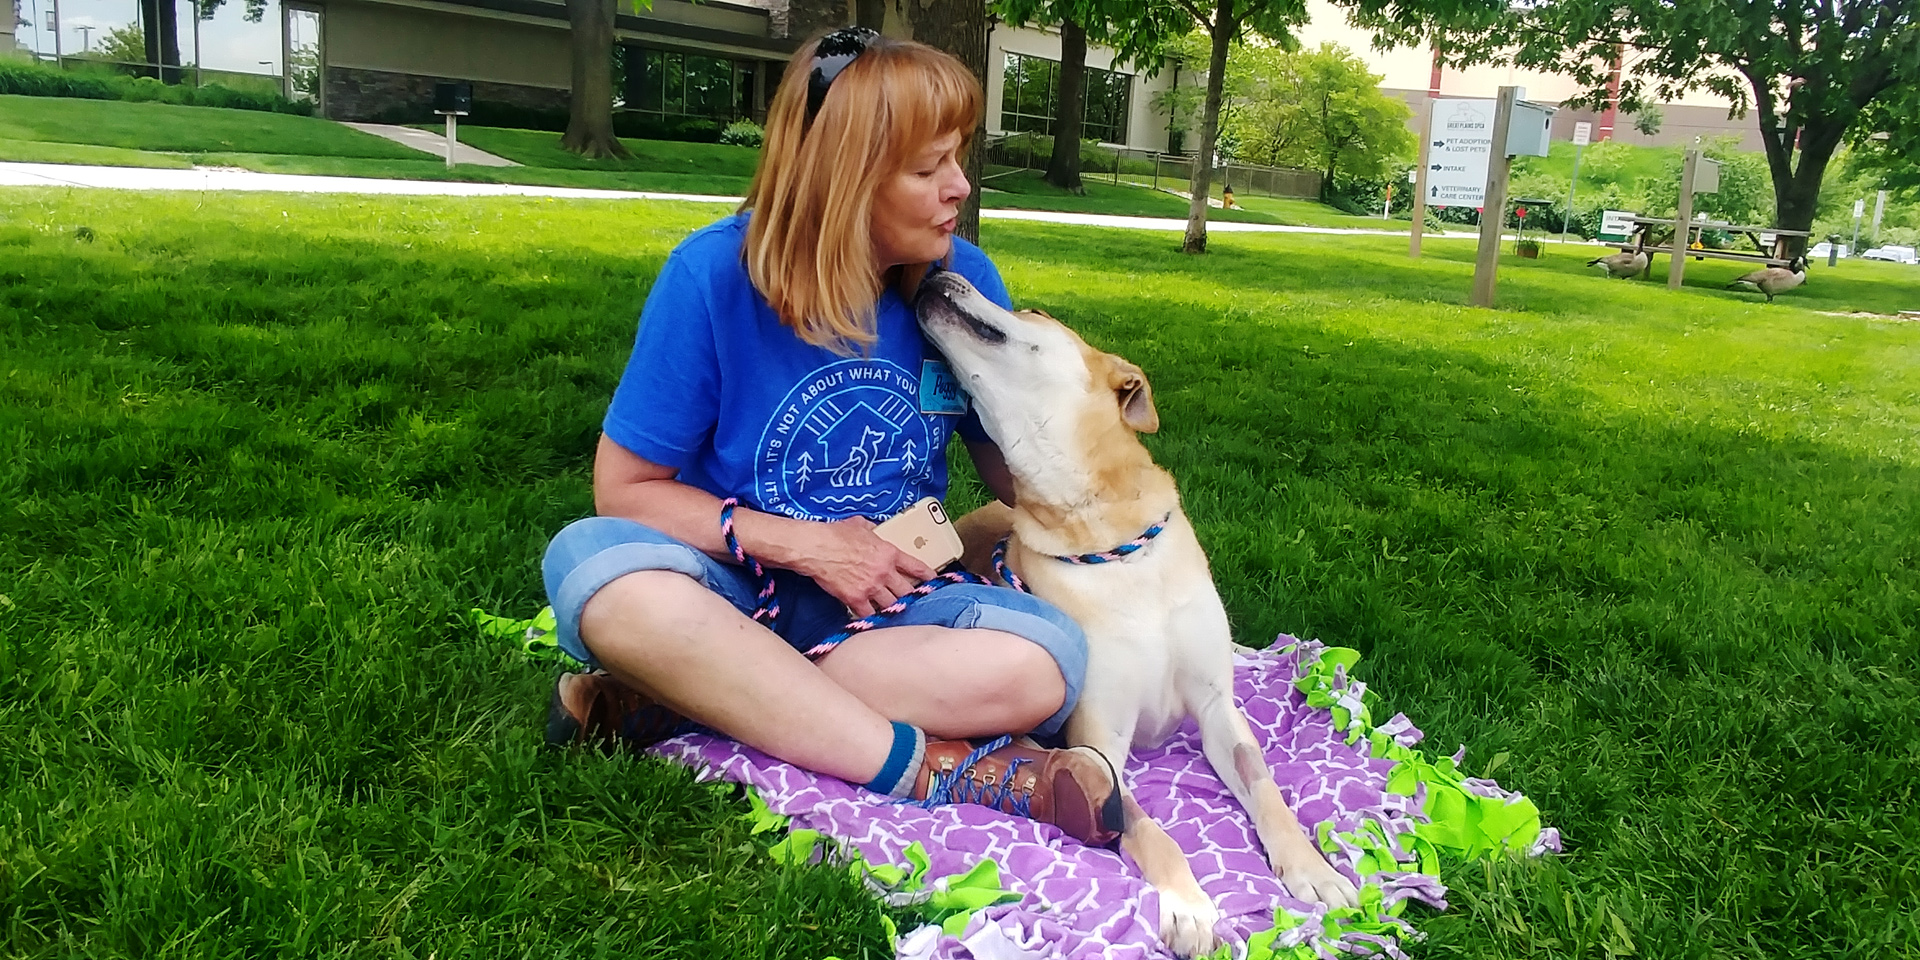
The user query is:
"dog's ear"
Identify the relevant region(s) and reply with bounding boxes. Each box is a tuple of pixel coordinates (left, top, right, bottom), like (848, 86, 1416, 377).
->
(1106, 355, 1159, 434)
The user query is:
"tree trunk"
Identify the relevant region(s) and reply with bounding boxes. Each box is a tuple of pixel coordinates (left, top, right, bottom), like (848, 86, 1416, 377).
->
(561, 0, 631, 160)
(856, 0, 885, 29)
(140, 0, 182, 82)
(1747, 72, 1861, 258)
(906, 0, 989, 244)
(1183, 0, 1234, 253)
(1320, 157, 1335, 202)
(1044, 19, 1087, 194)
(1773, 122, 1844, 255)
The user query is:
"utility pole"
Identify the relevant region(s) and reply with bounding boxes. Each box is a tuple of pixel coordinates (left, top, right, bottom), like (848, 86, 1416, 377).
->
(1469, 86, 1518, 308)
(1871, 190, 1887, 245)
(75, 23, 92, 52)
(49, 0, 62, 67)
(192, 0, 203, 87)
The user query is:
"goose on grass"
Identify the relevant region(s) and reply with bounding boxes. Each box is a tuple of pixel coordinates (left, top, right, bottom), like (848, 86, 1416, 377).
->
(1727, 256, 1809, 302)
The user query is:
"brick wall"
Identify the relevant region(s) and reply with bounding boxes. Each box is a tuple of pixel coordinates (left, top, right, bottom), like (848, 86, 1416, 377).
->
(325, 66, 571, 122)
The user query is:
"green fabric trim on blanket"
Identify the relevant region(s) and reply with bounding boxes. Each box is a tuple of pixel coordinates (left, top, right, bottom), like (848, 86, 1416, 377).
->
(478, 609, 1546, 956)
(1288, 641, 1546, 861)
(751, 792, 1021, 941)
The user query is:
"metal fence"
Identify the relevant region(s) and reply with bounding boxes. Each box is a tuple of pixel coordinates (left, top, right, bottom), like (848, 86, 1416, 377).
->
(1215, 163, 1322, 201)
(982, 133, 1320, 201)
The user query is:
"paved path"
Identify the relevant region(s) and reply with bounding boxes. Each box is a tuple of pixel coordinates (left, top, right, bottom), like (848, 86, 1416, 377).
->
(341, 122, 520, 167)
(0, 161, 1487, 238)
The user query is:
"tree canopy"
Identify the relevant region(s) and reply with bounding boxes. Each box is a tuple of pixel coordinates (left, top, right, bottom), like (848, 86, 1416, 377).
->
(1348, 0, 1920, 248)
(1223, 42, 1412, 199)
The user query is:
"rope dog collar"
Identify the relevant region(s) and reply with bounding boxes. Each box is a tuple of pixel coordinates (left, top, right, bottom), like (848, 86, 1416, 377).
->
(720, 497, 987, 660)
(992, 512, 1174, 594)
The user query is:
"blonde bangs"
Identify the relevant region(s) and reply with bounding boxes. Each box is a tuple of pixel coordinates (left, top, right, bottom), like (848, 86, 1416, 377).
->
(740, 35, 984, 355)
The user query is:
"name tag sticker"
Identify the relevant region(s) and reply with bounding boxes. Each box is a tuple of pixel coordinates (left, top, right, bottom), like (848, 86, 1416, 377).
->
(919, 359, 968, 415)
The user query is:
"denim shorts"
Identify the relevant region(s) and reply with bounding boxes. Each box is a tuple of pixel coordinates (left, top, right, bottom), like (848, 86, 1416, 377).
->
(541, 515, 1088, 736)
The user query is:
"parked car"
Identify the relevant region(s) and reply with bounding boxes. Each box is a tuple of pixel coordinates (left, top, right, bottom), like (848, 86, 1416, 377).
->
(1810, 241, 1851, 259)
(1860, 245, 1919, 264)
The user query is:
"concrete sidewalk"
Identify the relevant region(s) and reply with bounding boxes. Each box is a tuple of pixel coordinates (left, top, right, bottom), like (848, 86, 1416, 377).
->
(341, 122, 521, 167)
(0, 160, 1482, 238)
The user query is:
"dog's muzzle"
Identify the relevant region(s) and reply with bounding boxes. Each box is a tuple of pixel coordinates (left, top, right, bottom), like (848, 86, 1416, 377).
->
(915, 272, 1007, 345)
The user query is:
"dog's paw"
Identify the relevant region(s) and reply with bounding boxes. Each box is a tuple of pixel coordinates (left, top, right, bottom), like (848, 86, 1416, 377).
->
(1155, 885, 1222, 957)
(1280, 858, 1360, 910)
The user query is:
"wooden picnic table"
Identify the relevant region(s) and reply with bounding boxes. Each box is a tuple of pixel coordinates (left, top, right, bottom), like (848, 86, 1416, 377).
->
(1620, 216, 1812, 269)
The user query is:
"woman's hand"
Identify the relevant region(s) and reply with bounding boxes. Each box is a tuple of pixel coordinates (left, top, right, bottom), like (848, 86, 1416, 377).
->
(787, 517, 938, 618)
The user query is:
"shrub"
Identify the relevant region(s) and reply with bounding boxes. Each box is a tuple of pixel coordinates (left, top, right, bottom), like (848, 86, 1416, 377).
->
(0, 60, 120, 99)
(718, 120, 764, 148)
(0, 59, 310, 115)
(615, 113, 726, 143)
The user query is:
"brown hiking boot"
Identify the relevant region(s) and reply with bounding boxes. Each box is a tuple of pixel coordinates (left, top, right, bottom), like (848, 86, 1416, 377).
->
(910, 736, 1126, 846)
(545, 670, 694, 749)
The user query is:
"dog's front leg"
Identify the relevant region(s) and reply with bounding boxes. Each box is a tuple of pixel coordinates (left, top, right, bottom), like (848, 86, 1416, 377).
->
(1066, 710, 1221, 957)
(1190, 691, 1359, 909)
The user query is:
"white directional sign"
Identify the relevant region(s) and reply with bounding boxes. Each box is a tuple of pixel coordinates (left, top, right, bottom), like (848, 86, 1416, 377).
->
(1599, 210, 1639, 242)
(1573, 121, 1592, 147)
(1426, 98, 1496, 207)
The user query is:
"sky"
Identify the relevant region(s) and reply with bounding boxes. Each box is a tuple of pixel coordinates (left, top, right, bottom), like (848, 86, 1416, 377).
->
(17, 0, 290, 75)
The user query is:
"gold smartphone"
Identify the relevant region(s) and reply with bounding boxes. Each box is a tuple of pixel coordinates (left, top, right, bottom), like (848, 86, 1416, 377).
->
(874, 497, 964, 571)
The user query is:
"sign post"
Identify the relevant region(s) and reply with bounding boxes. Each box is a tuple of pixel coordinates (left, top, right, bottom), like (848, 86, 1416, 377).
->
(1872, 190, 1887, 244)
(1562, 121, 1590, 243)
(1427, 98, 1498, 208)
(1469, 88, 1518, 307)
(1668, 150, 1709, 289)
(1852, 197, 1866, 253)
(1409, 102, 1436, 257)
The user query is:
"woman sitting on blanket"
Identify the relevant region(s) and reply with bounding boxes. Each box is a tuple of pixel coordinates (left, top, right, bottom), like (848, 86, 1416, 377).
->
(541, 28, 1122, 842)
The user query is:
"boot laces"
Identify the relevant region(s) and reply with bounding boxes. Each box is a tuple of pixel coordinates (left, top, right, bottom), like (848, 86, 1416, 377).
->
(910, 735, 1034, 818)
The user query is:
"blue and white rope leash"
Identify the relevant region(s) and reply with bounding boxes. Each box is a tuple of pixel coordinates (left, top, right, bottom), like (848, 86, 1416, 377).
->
(992, 512, 1173, 594)
(719, 497, 989, 661)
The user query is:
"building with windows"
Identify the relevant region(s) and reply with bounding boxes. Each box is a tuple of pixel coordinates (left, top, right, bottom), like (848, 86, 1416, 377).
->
(986, 27, 1180, 153)
(307, 0, 796, 123)
(290, 0, 1188, 154)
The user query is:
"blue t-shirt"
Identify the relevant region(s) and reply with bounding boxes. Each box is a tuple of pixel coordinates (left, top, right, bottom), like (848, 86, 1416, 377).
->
(603, 213, 1010, 522)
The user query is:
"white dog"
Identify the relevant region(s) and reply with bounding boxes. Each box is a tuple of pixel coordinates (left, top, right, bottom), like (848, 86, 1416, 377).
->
(916, 271, 1359, 957)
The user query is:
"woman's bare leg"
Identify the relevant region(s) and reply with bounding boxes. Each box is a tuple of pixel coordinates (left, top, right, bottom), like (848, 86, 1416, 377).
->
(576, 570, 1069, 780)
(579, 569, 893, 783)
(815, 627, 1066, 740)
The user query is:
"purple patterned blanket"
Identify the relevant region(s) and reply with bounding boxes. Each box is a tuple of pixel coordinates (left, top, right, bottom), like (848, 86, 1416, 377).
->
(636, 637, 1560, 960)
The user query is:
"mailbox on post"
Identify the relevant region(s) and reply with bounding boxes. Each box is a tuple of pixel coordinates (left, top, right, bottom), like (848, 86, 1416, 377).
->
(433, 81, 472, 170)
(1504, 100, 1557, 157)
(433, 81, 472, 117)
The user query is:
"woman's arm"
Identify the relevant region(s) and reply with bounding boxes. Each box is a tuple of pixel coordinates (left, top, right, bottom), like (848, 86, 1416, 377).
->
(964, 437, 1017, 506)
(592, 435, 936, 616)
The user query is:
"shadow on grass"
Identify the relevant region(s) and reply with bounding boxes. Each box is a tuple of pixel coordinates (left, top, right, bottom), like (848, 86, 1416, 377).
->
(3, 191, 1917, 959)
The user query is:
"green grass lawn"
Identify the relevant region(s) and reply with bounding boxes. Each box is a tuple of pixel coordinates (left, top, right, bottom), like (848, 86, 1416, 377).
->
(982, 168, 1298, 224)
(1, 95, 1399, 222)
(0, 95, 423, 159)
(5, 189, 1919, 959)
(447, 125, 761, 178)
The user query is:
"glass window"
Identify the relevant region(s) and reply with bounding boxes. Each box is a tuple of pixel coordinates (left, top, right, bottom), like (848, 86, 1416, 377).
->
(621, 47, 746, 118)
(999, 51, 1131, 145)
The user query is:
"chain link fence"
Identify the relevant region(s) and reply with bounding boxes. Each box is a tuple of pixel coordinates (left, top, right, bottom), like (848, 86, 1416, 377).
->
(983, 133, 1321, 201)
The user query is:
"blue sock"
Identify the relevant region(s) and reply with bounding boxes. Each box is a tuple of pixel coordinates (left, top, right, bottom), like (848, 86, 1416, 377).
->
(863, 721, 926, 798)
